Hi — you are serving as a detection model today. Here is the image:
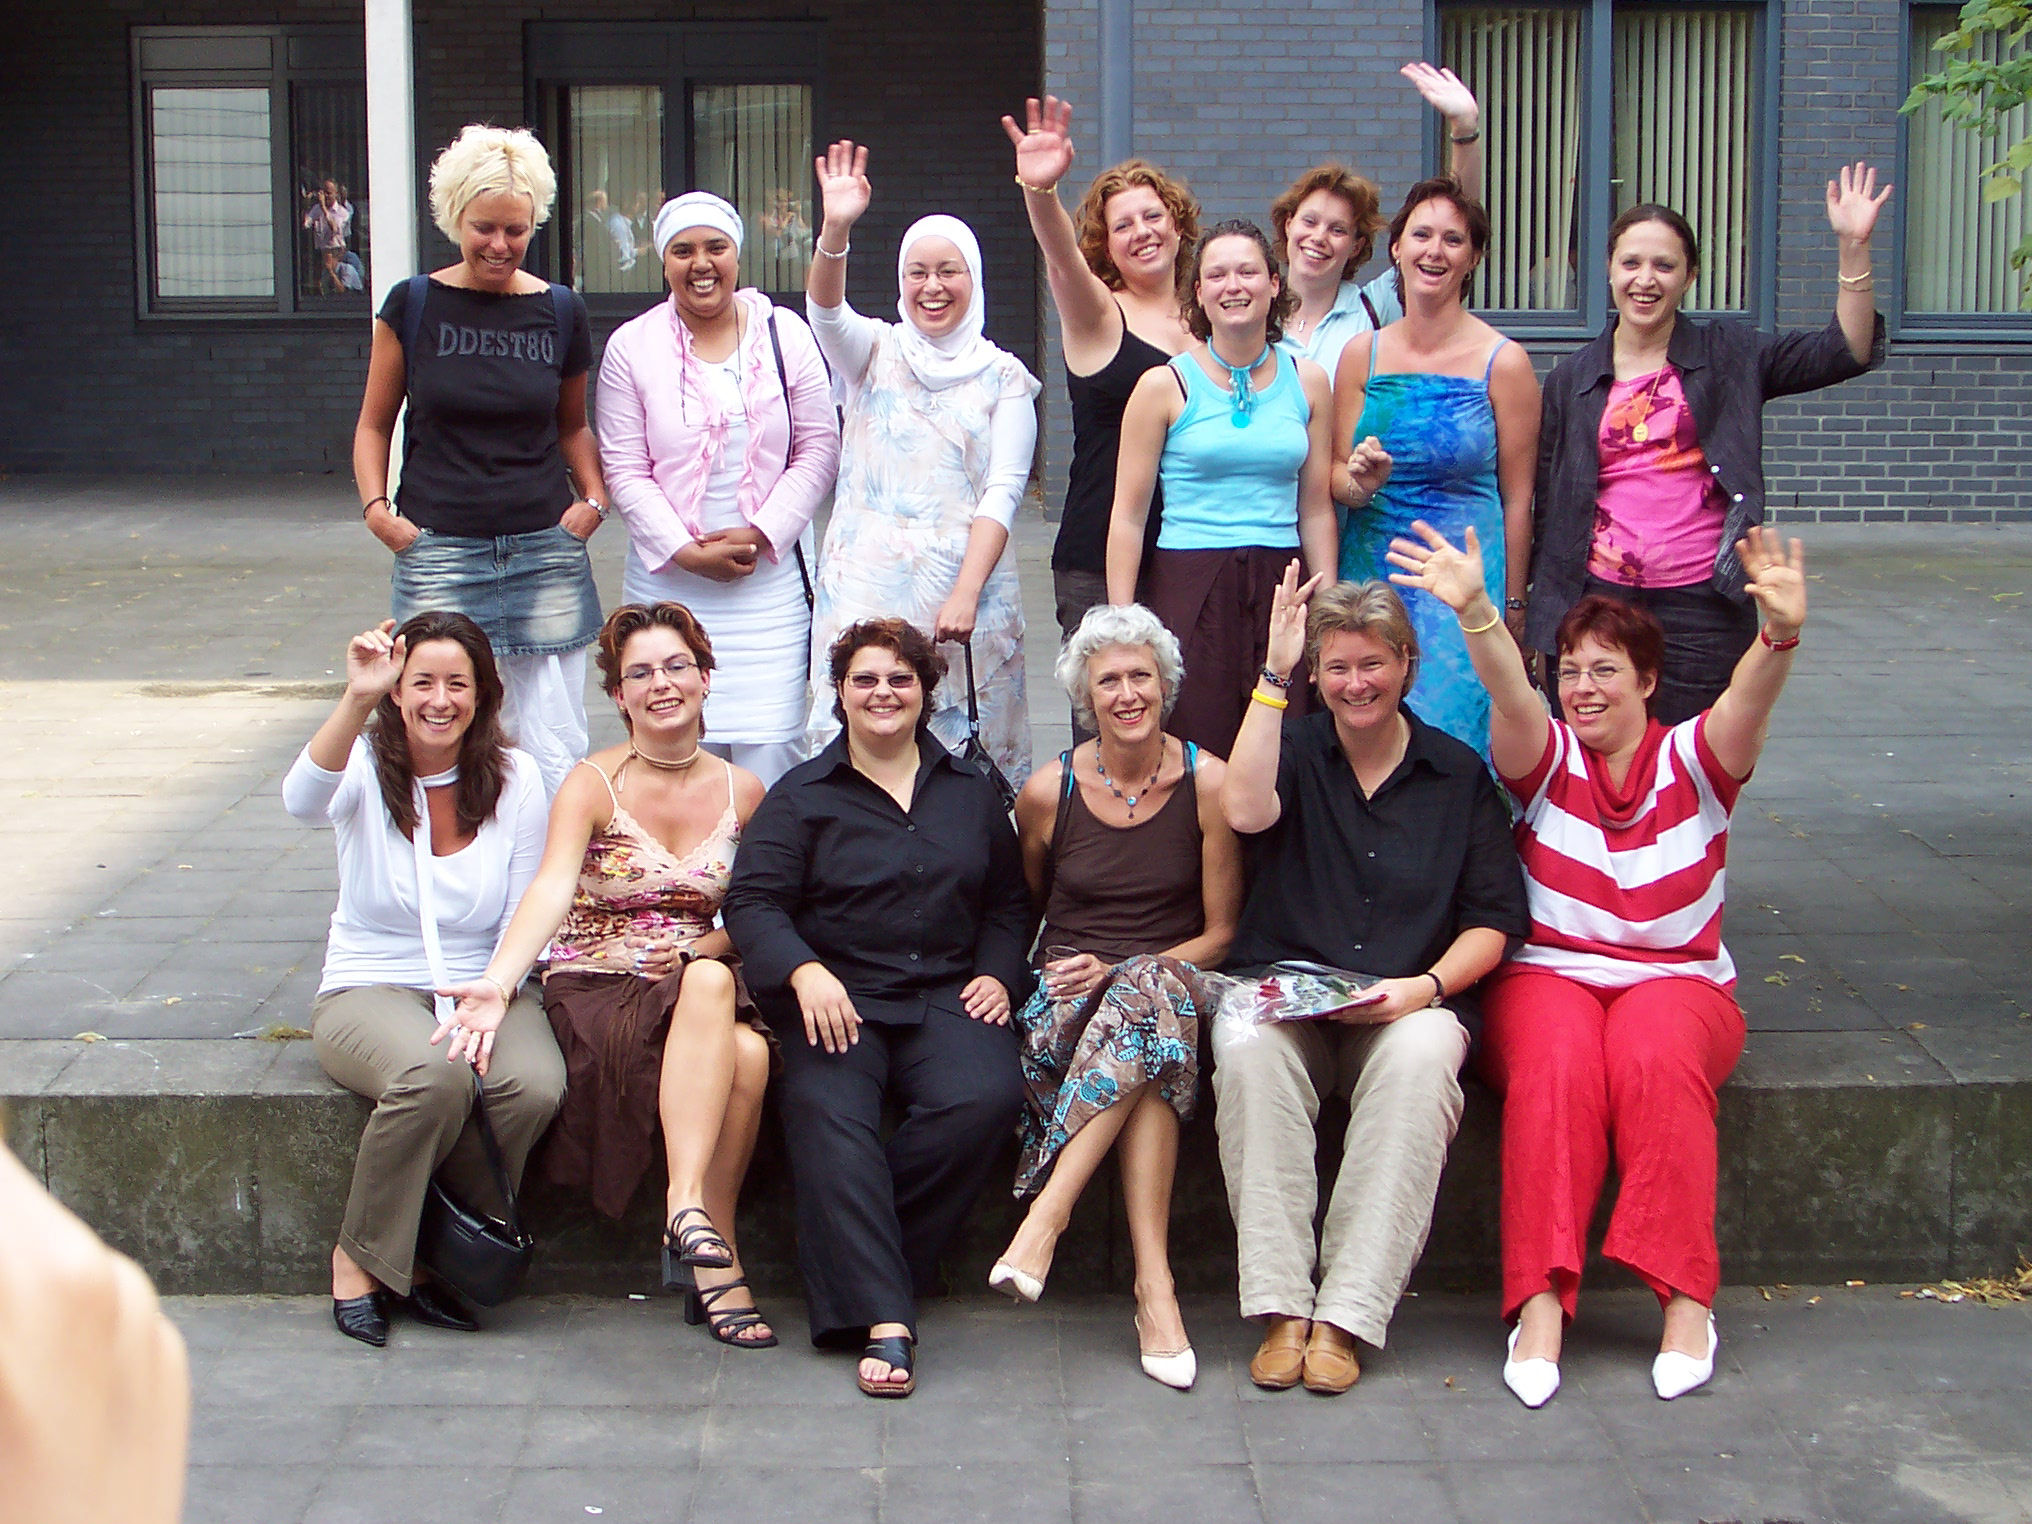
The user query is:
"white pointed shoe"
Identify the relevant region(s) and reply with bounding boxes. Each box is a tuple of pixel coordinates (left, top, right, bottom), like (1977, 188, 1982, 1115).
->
(987, 1260, 1043, 1304)
(1651, 1313, 1718, 1400)
(1136, 1313, 1197, 1391)
(1502, 1322, 1561, 1409)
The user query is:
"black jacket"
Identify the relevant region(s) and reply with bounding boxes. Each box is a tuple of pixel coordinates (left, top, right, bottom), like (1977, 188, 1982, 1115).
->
(1525, 309, 1885, 651)
(723, 732, 1038, 1025)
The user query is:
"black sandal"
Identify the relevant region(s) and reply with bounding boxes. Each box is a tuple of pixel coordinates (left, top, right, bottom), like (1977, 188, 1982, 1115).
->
(683, 1276, 778, 1349)
(662, 1205, 734, 1289)
(857, 1334, 915, 1398)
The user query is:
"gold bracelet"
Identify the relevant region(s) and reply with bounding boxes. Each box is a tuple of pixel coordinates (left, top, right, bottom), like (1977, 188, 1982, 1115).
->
(486, 974, 515, 1006)
(1458, 608, 1502, 636)
(1250, 687, 1289, 711)
(1014, 174, 1058, 196)
(1837, 269, 1873, 287)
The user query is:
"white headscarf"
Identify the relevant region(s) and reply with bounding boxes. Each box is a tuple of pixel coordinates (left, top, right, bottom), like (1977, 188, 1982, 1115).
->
(891, 214, 1003, 391)
(653, 191, 744, 260)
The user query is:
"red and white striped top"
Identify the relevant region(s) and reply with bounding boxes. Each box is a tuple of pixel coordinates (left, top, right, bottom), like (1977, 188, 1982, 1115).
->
(1500, 713, 1741, 990)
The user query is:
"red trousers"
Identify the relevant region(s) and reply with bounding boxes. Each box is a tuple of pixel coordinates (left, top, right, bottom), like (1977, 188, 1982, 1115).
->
(1477, 966, 1745, 1322)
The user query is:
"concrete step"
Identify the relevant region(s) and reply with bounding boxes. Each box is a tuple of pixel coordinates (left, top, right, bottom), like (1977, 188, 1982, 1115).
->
(3, 1034, 2025, 1297)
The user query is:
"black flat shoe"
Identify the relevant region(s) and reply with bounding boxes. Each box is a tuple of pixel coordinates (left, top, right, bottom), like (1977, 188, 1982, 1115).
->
(332, 1290, 390, 1348)
(403, 1281, 479, 1332)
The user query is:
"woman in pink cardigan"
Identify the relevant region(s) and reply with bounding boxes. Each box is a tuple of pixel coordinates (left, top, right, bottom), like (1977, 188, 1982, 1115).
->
(596, 191, 843, 785)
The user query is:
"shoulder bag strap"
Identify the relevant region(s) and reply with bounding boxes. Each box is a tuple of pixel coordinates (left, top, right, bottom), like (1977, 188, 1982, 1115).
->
(963, 641, 984, 739)
(1359, 289, 1382, 333)
(766, 309, 817, 610)
(551, 283, 573, 369)
(410, 786, 524, 1234)
(1039, 747, 1076, 911)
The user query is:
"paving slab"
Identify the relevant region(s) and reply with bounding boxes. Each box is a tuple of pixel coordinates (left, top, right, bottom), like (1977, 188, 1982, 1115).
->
(163, 1288, 2032, 1524)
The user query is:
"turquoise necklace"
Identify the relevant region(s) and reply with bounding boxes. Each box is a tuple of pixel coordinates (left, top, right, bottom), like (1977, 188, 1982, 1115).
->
(1219, 344, 1272, 428)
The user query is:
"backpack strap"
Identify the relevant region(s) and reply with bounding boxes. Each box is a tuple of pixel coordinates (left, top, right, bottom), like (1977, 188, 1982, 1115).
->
(551, 283, 574, 370)
(400, 271, 430, 381)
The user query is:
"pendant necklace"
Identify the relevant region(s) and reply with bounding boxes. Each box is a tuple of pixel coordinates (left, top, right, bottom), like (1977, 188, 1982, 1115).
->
(1629, 364, 1670, 444)
(1094, 745, 1162, 819)
(1219, 344, 1273, 428)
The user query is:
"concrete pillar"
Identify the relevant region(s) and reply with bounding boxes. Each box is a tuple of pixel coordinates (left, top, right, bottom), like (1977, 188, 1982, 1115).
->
(364, 0, 418, 488)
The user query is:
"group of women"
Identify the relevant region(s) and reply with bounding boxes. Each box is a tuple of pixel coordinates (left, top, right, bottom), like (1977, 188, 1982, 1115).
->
(298, 87, 1890, 1405)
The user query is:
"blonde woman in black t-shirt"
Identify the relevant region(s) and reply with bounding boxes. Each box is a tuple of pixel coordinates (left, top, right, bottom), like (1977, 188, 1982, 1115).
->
(354, 124, 610, 797)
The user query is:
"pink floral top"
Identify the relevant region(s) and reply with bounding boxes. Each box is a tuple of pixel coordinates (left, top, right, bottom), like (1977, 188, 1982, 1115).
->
(546, 757, 741, 977)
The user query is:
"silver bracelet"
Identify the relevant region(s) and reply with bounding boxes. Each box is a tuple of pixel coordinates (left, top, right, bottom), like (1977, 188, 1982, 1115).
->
(814, 241, 850, 260)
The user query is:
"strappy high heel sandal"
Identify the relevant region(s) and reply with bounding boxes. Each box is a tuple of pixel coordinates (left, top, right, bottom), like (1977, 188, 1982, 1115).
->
(661, 1205, 734, 1291)
(684, 1276, 778, 1350)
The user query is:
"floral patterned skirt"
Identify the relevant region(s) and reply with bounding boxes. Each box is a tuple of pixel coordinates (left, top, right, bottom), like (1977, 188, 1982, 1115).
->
(1012, 953, 1205, 1198)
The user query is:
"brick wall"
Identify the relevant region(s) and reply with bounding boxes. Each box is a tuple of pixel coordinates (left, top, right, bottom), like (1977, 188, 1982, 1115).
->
(1037, 0, 2032, 525)
(0, 0, 1040, 475)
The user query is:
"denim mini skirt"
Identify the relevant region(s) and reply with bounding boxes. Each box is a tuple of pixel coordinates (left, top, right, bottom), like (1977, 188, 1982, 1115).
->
(390, 524, 601, 657)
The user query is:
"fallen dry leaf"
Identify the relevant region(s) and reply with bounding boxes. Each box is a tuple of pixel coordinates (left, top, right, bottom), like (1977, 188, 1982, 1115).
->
(1780, 953, 1807, 964)
(1765, 972, 1790, 986)
(73, 1031, 106, 1043)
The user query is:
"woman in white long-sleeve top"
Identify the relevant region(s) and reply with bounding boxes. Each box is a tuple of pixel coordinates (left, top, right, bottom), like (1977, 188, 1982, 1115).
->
(596, 191, 842, 787)
(799, 139, 1041, 784)
(283, 611, 562, 1349)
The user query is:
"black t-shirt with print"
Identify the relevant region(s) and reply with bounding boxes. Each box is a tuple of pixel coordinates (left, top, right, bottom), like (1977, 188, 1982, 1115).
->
(379, 278, 594, 537)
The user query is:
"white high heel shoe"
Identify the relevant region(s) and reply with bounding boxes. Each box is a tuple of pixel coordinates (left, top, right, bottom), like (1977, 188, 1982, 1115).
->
(1135, 1313, 1197, 1391)
(1651, 1313, 1718, 1400)
(987, 1260, 1043, 1304)
(1502, 1321, 1561, 1409)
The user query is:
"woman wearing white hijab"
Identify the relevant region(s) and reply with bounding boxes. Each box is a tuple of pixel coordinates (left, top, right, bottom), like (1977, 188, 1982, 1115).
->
(596, 191, 842, 785)
(801, 139, 1041, 783)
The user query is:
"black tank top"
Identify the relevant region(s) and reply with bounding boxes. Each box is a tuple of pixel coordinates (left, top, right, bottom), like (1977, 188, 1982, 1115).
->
(1054, 318, 1171, 574)
(1037, 745, 1205, 964)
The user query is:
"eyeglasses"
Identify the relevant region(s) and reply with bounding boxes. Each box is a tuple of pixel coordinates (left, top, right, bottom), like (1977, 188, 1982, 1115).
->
(620, 657, 699, 685)
(845, 671, 919, 692)
(1555, 662, 1630, 688)
(901, 264, 968, 285)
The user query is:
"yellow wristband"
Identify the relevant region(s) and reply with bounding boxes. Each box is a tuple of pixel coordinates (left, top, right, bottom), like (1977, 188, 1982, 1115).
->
(1250, 687, 1289, 711)
(1457, 609, 1502, 636)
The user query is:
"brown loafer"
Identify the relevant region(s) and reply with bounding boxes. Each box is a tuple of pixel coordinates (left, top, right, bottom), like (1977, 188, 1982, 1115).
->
(1249, 1317, 1311, 1390)
(1302, 1321, 1361, 1394)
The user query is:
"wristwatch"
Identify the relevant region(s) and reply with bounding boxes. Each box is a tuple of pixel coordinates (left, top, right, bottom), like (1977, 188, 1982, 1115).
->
(583, 496, 609, 522)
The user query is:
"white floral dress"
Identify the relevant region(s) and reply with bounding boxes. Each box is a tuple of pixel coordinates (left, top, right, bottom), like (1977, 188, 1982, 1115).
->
(801, 323, 1037, 784)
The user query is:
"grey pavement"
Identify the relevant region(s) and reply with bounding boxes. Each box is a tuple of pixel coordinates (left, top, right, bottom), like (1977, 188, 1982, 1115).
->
(170, 1285, 2032, 1524)
(1, 477, 2028, 1065)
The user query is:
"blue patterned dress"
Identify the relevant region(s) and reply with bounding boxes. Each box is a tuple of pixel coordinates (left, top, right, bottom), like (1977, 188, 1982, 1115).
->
(1339, 336, 1510, 756)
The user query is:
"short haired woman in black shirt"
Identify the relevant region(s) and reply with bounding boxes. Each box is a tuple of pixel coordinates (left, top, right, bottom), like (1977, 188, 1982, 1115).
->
(353, 124, 611, 797)
(1214, 563, 1527, 1395)
(723, 618, 1036, 1401)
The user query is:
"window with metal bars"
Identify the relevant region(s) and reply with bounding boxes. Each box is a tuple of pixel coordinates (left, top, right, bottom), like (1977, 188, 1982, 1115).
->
(133, 26, 368, 318)
(1436, 1, 1769, 328)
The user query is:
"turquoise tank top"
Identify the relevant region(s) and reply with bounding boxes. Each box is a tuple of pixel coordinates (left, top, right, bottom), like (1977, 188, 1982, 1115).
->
(1154, 350, 1308, 552)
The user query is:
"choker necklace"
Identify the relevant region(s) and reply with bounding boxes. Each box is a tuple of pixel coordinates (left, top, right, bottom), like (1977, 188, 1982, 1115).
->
(630, 743, 703, 771)
(1095, 743, 1164, 819)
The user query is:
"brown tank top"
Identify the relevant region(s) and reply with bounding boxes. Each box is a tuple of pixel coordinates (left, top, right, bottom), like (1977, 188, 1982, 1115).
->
(1037, 744, 1206, 966)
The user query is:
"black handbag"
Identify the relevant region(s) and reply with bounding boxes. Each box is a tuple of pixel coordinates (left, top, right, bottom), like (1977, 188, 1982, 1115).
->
(416, 1071, 535, 1308)
(407, 781, 535, 1308)
(960, 641, 1018, 814)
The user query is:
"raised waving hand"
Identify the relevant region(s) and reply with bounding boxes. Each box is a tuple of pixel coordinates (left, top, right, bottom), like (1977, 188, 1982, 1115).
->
(1002, 96, 1077, 193)
(1825, 161, 1892, 246)
(816, 139, 872, 232)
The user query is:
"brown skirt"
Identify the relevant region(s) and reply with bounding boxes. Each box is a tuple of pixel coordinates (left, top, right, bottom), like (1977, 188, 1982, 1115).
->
(539, 958, 771, 1220)
(1143, 545, 1312, 758)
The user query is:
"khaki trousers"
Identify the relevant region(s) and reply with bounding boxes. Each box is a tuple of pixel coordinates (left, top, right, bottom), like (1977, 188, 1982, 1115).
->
(312, 985, 566, 1296)
(1211, 1006, 1468, 1347)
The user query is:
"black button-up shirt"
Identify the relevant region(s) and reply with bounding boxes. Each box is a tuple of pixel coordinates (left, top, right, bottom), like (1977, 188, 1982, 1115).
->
(1227, 709, 1529, 1027)
(723, 733, 1038, 1026)
(1527, 309, 1885, 651)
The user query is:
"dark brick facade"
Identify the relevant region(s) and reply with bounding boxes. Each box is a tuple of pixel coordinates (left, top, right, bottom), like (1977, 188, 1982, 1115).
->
(3, 0, 2028, 521)
(0, 0, 1041, 474)
(1035, 0, 2032, 523)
